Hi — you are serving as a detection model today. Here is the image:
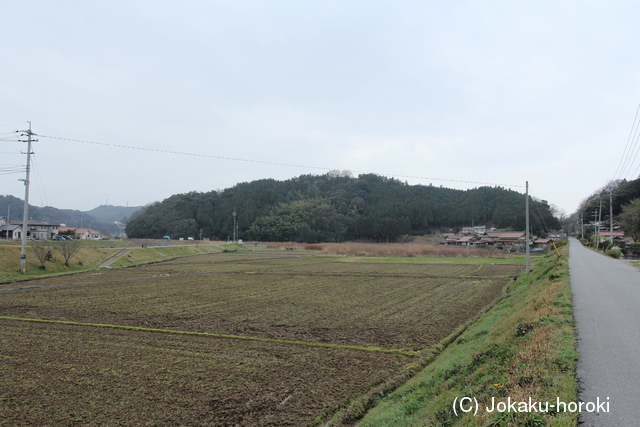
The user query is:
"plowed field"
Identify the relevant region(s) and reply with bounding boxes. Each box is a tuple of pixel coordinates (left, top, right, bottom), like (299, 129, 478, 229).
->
(0, 251, 522, 426)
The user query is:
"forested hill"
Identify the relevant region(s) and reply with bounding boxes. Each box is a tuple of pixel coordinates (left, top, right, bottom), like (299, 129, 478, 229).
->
(126, 172, 560, 242)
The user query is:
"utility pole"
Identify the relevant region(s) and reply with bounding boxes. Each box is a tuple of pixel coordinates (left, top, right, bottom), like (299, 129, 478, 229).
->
(526, 181, 530, 274)
(597, 194, 603, 250)
(17, 122, 36, 274)
(233, 209, 237, 243)
(580, 211, 584, 239)
(609, 189, 613, 243)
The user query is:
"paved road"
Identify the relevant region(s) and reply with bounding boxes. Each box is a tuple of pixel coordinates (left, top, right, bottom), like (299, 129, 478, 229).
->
(570, 237, 640, 426)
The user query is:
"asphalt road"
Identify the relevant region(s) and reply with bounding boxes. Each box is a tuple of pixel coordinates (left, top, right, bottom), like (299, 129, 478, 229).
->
(570, 237, 640, 426)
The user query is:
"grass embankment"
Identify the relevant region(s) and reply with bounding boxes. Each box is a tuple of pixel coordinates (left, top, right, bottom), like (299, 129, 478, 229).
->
(0, 241, 236, 282)
(356, 242, 577, 426)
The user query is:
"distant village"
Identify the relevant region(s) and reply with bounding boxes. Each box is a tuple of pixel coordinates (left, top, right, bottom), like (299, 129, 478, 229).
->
(441, 223, 630, 252)
(440, 225, 561, 251)
(0, 217, 108, 241)
(0, 217, 632, 254)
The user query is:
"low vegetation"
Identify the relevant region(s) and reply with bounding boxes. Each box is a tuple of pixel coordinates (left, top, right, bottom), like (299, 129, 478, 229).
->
(0, 240, 228, 282)
(301, 242, 504, 258)
(356, 242, 577, 426)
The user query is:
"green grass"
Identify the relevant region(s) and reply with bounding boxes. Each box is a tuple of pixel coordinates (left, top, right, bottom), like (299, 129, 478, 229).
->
(353, 244, 578, 426)
(108, 244, 226, 268)
(0, 241, 232, 282)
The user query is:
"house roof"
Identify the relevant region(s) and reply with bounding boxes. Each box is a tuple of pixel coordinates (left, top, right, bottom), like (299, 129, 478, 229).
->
(75, 228, 100, 234)
(496, 232, 526, 239)
(0, 224, 22, 231)
(598, 230, 625, 237)
(10, 220, 59, 227)
(535, 238, 553, 243)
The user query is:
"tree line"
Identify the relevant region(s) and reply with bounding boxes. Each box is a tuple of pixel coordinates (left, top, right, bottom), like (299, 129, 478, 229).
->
(125, 172, 561, 242)
(573, 177, 640, 242)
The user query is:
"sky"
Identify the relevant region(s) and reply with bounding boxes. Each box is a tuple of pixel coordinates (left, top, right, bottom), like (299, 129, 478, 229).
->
(2, 1, 640, 216)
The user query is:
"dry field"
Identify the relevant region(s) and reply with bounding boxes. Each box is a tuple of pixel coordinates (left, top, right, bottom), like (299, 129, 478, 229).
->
(0, 251, 522, 426)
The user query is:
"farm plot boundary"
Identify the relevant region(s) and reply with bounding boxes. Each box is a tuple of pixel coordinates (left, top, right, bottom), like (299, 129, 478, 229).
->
(0, 252, 523, 425)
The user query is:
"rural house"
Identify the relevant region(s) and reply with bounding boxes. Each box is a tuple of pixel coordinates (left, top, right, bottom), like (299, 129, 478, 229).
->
(0, 217, 22, 240)
(9, 219, 59, 240)
(59, 226, 103, 240)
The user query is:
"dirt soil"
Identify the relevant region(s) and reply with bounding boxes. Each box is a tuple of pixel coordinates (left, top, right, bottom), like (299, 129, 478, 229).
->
(0, 252, 523, 425)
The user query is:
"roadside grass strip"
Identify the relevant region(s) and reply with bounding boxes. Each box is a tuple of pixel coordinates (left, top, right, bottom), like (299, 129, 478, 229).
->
(0, 316, 418, 357)
(354, 242, 578, 426)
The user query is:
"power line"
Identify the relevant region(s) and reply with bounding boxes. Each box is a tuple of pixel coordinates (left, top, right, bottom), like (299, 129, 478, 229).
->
(40, 134, 525, 188)
(615, 102, 640, 181)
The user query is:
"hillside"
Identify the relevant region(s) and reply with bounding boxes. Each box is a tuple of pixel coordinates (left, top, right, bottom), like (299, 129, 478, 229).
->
(0, 195, 142, 236)
(126, 172, 561, 242)
(571, 177, 640, 231)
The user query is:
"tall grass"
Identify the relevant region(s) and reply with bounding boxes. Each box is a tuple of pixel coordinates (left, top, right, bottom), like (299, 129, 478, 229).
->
(266, 242, 500, 257)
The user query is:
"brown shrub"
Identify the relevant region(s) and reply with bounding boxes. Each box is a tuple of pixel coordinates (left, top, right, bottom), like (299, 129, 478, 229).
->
(301, 242, 499, 258)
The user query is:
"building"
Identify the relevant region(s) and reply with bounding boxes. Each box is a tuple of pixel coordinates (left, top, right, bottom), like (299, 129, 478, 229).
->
(0, 217, 22, 240)
(59, 226, 103, 240)
(9, 219, 58, 240)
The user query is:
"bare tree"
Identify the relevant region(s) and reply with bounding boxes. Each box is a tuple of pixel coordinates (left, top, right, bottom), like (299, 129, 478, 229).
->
(57, 239, 81, 266)
(31, 240, 53, 269)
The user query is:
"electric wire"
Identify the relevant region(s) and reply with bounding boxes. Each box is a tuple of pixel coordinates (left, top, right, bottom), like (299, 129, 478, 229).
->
(30, 154, 48, 207)
(617, 103, 640, 181)
(40, 134, 525, 188)
(613, 102, 640, 181)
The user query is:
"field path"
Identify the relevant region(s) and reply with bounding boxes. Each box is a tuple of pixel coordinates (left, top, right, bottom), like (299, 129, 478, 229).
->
(569, 237, 640, 426)
(98, 248, 131, 268)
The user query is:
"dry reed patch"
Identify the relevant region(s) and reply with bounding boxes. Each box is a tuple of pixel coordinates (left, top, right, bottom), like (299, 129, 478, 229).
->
(304, 242, 499, 258)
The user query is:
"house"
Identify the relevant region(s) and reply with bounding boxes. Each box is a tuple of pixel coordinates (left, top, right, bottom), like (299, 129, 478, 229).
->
(75, 228, 102, 240)
(9, 219, 59, 240)
(442, 234, 485, 247)
(459, 225, 487, 236)
(459, 227, 475, 236)
(59, 226, 103, 240)
(0, 217, 22, 240)
(534, 238, 553, 248)
(474, 225, 487, 234)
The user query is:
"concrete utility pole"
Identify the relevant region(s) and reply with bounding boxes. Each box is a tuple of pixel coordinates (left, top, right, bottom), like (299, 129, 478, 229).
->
(526, 181, 530, 275)
(17, 122, 36, 274)
(598, 194, 603, 248)
(233, 209, 237, 243)
(609, 189, 613, 243)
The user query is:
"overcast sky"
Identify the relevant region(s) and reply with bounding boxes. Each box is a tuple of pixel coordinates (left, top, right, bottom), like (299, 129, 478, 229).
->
(2, 1, 640, 216)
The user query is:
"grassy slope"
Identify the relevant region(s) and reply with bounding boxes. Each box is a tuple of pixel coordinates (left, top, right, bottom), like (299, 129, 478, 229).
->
(356, 242, 577, 426)
(0, 242, 234, 282)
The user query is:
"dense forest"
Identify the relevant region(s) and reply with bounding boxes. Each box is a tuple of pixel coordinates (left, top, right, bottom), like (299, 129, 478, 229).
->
(125, 172, 561, 242)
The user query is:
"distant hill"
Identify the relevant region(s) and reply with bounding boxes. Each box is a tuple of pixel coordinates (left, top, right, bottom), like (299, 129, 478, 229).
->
(86, 205, 143, 224)
(126, 172, 561, 242)
(0, 195, 142, 236)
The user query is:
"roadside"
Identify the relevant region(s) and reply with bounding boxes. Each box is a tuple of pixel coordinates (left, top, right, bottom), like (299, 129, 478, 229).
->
(570, 237, 640, 426)
(355, 242, 578, 426)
